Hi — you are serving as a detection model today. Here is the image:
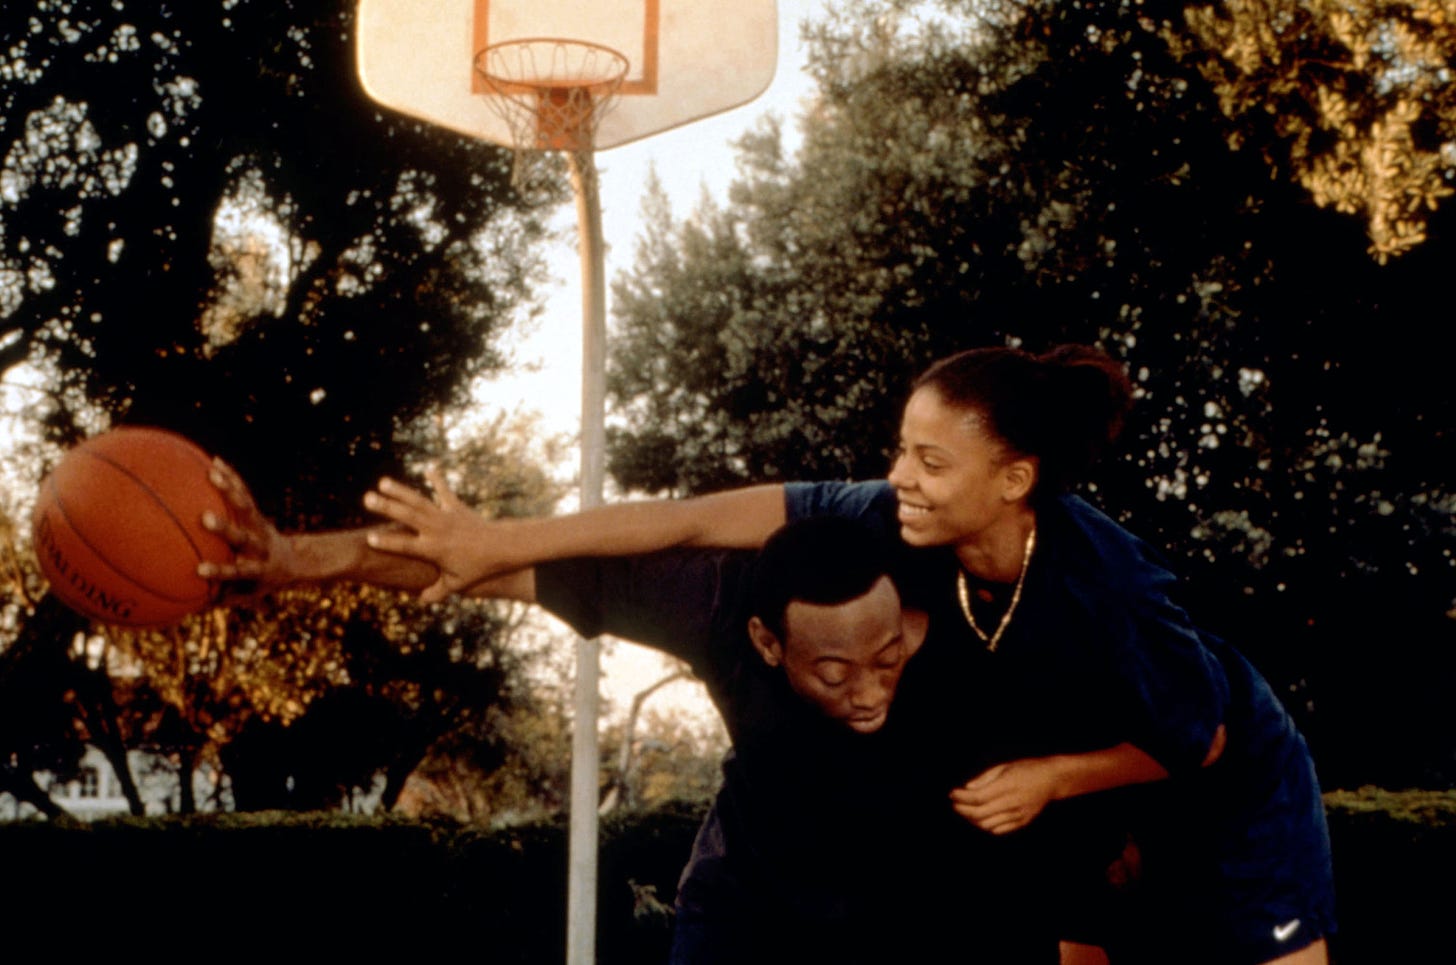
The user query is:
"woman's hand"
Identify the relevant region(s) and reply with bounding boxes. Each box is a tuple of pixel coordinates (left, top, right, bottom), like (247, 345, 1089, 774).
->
(362, 471, 493, 603)
(951, 742, 1174, 835)
(196, 458, 299, 601)
(949, 757, 1064, 835)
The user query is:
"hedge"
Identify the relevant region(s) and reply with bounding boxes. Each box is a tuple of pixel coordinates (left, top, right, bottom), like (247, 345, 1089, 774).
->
(0, 789, 1448, 960)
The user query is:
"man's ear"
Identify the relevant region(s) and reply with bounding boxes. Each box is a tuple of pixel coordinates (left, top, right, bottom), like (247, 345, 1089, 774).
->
(747, 616, 785, 668)
(902, 608, 930, 660)
(1001, 455, 1038, 503)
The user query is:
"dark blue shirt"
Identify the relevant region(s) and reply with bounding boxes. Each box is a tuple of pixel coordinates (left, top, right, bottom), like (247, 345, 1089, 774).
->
(785, 480, 1336, 954)
(536, 547, 1074, 963)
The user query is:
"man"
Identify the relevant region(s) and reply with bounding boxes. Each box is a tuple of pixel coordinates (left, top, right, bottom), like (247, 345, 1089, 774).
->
(530, 515, 930, 964)
(199, 463, 1087, 964)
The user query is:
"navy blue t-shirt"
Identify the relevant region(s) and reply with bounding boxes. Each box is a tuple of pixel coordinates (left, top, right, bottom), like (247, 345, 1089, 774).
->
(535, 548, 1075, 963)
(785, 480, 1337, 959)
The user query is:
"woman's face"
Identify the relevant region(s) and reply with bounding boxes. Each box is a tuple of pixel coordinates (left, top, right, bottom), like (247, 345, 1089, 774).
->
(886, 387, 1027, 547)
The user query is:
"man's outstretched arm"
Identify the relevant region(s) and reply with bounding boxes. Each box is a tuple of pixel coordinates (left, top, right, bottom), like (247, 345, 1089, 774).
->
(196, 461, 724, 627)
(196, 459, 439, 596)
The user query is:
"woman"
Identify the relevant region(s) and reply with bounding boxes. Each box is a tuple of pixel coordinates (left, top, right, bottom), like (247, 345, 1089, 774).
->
(360, 344, 1336, 965)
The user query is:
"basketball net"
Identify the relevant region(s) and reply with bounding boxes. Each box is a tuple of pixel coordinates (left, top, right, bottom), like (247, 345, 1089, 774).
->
(475, 39, 628, 198)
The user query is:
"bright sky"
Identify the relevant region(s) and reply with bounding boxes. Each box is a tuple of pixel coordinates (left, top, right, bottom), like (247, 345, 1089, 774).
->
(0, 2, 827, 737)
(478, 0, 822, 441)
(474, 1, 826, 726)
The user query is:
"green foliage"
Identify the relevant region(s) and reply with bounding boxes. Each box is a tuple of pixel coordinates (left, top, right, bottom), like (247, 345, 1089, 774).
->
(0, 0, 555, 526)
(1325, 786, 1456, 827)
(108, 414, 569, 814)
(1324, 787, 1456, 960)
(605, 0, 1456, 788)
(399, 694, 574, 823)
(0, 1, 580, 818)
(0, 411, 571, 819)
(610, 0, 1277, 495)
(1183, 0, 1456, 260)
(599, 694, 727, 813)
(0, 595, 91, 816)
(1, 795, 1453, 961)
(0, 804, 707, 960)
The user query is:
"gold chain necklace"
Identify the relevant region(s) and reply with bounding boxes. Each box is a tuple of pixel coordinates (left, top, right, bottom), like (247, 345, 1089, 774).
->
(956, 526, 1036, 653)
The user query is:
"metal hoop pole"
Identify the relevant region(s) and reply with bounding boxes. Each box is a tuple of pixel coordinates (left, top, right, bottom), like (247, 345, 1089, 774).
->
(566, 146, 606, 965)
(471, 43, 621, 963)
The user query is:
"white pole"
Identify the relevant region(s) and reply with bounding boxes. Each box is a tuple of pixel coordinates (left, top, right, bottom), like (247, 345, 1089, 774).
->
(566, 148, 606, 965)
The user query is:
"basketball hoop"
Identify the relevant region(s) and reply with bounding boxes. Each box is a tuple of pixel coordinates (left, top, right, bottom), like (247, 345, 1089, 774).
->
(358, 8, 779, 964)
(475, 39, 629, 194)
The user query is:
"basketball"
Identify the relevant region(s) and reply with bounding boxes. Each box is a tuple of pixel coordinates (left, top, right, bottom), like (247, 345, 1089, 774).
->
(31, 426, 234, 628)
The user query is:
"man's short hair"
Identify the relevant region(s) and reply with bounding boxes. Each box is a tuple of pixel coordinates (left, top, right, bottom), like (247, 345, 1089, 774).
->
(750, 516, 896, 640)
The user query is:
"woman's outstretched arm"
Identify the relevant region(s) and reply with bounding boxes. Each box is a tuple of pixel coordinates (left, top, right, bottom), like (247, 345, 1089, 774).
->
(362, 477, 786, 603)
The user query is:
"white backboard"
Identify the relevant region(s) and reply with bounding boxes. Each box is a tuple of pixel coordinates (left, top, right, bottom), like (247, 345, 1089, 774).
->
(356, 0, 778, 151)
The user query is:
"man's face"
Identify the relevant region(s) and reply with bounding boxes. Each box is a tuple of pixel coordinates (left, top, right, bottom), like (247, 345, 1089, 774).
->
(771, 576, 920, 735)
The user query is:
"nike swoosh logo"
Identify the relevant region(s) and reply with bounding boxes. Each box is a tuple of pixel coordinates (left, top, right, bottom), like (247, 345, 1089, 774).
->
(1273, 919, 1302, 943)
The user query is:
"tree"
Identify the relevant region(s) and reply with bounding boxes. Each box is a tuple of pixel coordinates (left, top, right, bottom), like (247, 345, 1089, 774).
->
(598, 668, 691, 814)
(101, 412, 570, 814)
(0, 498, 149, 819)
(605, 0, 1456, 787)
(610, 0, 1286, 493)
(1, 0, 554, 524)
(0, 595, 90, 819)
(600, 692, 726, 814)
(1, 0, 587, 815)
(1183, 0, 1456, 262)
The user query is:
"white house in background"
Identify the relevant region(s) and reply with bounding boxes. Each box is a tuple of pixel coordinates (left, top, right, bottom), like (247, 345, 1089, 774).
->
(1, 744, 387, 821)
(0, 744, 233, 821)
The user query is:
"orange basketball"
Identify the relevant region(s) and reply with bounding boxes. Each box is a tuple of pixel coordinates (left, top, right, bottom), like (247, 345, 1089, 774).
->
(31, 426, 234, 628)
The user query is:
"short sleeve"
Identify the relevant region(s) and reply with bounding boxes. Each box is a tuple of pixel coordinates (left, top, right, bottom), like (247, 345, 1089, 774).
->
(784, 480, 898, 540)
(535, 550, 750, 671)
(1052, 497, 1229, 774)
(1108, 586, 1230, 774)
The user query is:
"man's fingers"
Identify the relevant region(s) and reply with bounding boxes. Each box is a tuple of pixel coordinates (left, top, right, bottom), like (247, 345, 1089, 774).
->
(197, 558, 263, 581)
(201, 510, 264, 555)
(209, 459, 255, 512)
(208, 457, 241, 491)
(200, 509, 237, 539)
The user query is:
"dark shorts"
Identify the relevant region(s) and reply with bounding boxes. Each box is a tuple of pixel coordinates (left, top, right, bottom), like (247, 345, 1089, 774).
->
(669, 904, 1060, 965)
(1096, 754, 1338, 964)
(670, 802, 1062, 965)
(1102, 880, 1335, 965)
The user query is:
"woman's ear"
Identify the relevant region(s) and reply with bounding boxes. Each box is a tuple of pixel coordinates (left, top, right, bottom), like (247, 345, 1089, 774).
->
(1001, 456, 1038, 502)
(747, 616, 784, 668)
